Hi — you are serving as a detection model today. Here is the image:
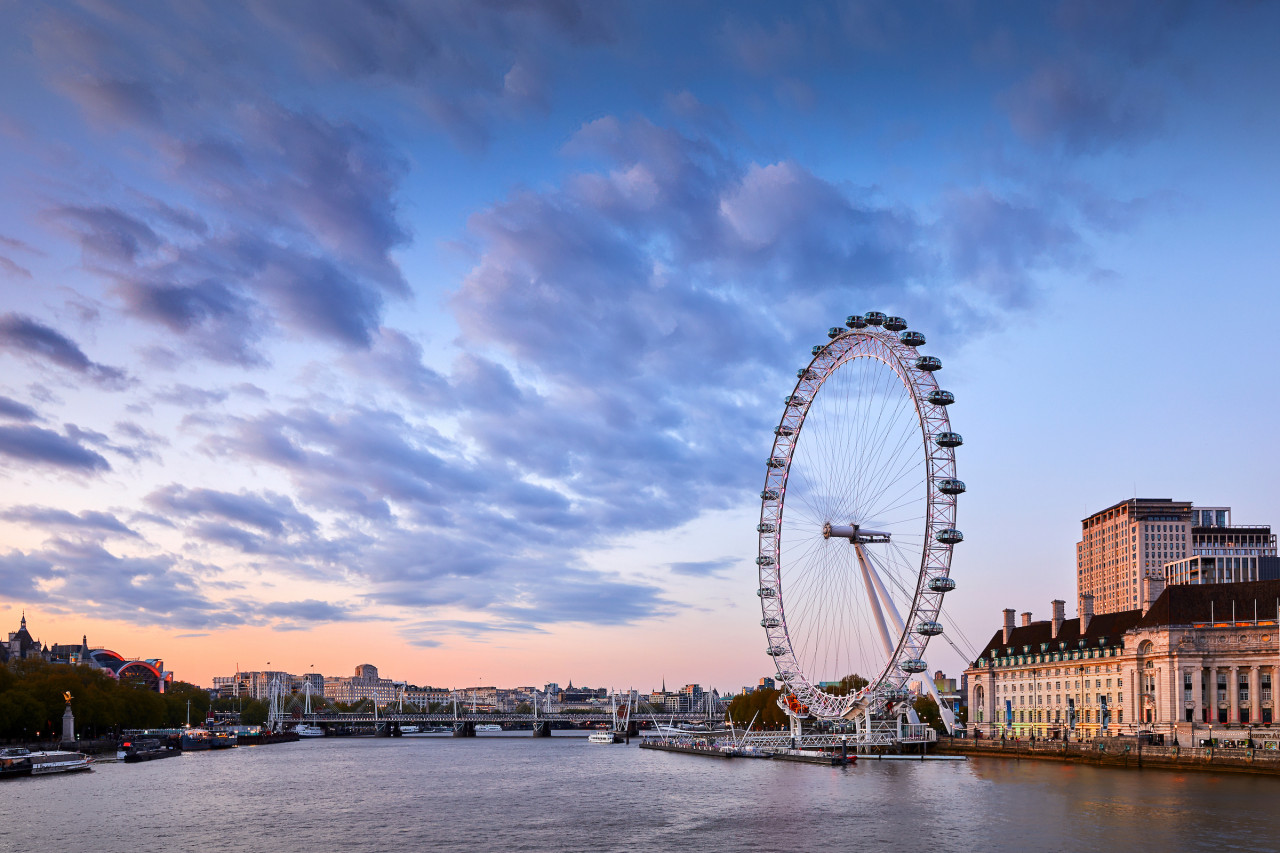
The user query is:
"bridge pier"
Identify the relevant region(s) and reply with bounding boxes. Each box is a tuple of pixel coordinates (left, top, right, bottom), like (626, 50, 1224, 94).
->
(532, 721, 551, 738)
(453, 721, 476, 737)
(374, 721, 393, 738)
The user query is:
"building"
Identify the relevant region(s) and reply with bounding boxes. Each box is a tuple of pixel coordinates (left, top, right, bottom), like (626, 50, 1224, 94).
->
(211, 670, 301, 701)
(965, 579, 1280, 741)
(1077, 498, 1192, 615)
(1165, 518, 1276, 586)
(1076, 499, 1276, 615)
(325, 664, 399, 707)
(3, 613, 44, 663)
(403, 684, 451, 709)
(4, 613, 171, 691)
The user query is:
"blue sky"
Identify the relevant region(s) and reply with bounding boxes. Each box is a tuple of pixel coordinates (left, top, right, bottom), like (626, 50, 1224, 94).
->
(0, 1, 1277, 689)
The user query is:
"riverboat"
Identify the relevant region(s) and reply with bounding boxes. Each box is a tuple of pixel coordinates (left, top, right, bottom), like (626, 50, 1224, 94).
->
(475, 724, 503, 732)
(208, 730, 238, 749)
(294, 723, 325, 738)
(181, 729, 212, 750)
(1, 747, 33, 778)
(0, 748, 92, 775)
(588, 731, 620, 744)
(122, 738, 178, 763)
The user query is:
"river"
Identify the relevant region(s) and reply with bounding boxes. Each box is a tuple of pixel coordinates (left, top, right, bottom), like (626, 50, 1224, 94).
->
(2, 734, 1278, 852)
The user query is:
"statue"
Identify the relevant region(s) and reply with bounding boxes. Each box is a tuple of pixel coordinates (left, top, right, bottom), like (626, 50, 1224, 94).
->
(63, 691, 73, 704)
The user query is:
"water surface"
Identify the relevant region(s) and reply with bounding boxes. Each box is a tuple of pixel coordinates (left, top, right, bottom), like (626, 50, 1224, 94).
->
(2, 734, 1277, 852)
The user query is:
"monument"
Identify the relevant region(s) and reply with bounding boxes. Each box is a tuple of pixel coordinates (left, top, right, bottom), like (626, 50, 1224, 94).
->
(61, 691, 75, 747)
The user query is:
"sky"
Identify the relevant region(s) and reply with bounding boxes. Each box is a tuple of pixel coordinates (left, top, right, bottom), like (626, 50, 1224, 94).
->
(0, 0, 1277, 692)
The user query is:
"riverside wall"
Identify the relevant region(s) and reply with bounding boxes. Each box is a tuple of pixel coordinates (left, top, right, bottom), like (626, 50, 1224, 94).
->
(935, 737, 1280, 775)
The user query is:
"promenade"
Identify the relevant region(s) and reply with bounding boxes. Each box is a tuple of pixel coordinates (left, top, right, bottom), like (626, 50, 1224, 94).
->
(936, 736, 1280, 775)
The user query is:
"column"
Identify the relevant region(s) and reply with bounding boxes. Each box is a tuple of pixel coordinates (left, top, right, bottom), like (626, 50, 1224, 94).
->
(1208, 665, 1218, 727)
(1229, 665, 1239, 726)
(1192, 665, 1203, 727)
(1251, 665, 1261, 725)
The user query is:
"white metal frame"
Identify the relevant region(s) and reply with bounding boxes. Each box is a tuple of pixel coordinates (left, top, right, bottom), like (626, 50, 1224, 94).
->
(756, 320, 959, 730)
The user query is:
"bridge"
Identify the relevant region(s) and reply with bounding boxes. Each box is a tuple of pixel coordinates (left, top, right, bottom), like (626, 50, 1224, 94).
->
(285, 709, 727, 738)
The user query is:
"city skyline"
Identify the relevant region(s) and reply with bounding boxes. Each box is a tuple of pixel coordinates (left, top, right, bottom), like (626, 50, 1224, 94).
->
(1, 3, 1279, 689)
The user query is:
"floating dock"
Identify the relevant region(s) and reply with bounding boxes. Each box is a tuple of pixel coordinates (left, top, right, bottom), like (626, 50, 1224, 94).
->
(638, 741, 853, 765)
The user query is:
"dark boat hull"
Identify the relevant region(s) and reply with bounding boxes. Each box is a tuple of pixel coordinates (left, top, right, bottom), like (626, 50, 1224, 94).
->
(123, 749, 178, 762)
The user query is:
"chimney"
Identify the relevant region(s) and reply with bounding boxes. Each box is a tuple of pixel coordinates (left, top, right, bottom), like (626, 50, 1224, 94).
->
(1079, 594, 1094, 633)
(1002, 608, 1016, 644)
(1020, 611, 1032, 627)
(1051, 600, 1065, 639)
(1142, 576, 1165, 615)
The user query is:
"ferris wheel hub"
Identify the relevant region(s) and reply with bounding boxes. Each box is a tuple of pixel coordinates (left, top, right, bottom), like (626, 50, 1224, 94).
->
(822, 522, 892, 543)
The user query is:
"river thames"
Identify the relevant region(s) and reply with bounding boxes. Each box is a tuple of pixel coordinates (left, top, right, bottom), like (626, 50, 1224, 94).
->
(3, 734, 1278, 852)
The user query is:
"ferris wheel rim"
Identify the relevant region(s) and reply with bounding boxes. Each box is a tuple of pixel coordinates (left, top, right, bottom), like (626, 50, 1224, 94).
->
(756, 319, 960, 722)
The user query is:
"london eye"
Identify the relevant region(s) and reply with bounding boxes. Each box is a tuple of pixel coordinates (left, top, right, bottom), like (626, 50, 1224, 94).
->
(756, 313, 961, 736)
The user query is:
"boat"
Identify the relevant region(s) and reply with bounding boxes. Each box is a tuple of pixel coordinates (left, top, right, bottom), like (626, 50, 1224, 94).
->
(1, 747, 33, 778)
(475, 724, 502, 732)
(1, 748, 92, 775)
(208, 730, 238, 749)
(588, 731, 620, 744)
(122, 738, 178, 763)
(293, 723, 325, 738)
(181, 729, 212, 750)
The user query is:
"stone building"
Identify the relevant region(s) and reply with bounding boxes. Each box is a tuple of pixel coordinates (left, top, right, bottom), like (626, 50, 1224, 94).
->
(2, 613, 45, 663)
(324, 663, 398, 707)
(4, 613, 171, 691)
(965, 579, 1280, 741)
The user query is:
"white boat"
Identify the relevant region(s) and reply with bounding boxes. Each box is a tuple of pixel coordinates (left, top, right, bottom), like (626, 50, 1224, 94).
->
(588, 731, 619, 744)
(25, 749, 92, 775)
(475, 724, 502, 732)
(293, 724, 325, 738)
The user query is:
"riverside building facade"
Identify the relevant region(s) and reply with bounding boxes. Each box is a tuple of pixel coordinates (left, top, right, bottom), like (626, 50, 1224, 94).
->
(965, 579, 1280, 741)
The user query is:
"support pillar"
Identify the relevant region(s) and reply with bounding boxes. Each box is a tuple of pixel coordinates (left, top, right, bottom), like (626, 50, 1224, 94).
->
(453, 721, 476, 737)
(1192, 665, 1203, 728)
(1250, 666, 1261, 725)
(1230, 665, 1239, 726)
(1208, 665, 1218, 725)
(531, 721, 551, 737)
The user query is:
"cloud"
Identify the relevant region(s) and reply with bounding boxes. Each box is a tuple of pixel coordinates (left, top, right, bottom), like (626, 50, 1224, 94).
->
(668, 558, 737, 578)
(0, 505, 140, 539)
(153, 384, 230, 408)
(1002, 60, 1164, 154)
(0, 313, 130, 388)
(0, 424, 111, 472)
(145, 485, 318, 537)
(0, 396, 39, 422)
(0, 539, 357, 630)
(0, 256, 32, 279)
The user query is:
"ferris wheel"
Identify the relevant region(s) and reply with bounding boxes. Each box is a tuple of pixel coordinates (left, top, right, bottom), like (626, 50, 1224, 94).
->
(756, 312, 962, 728)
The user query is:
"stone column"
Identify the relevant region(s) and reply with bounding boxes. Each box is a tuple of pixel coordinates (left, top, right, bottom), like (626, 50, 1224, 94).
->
(1250, 665, 1261, 725)
(1229, 665, 1239, 726)
(1187, 666, 1198, 722)
(1205, 665, 1215, 729)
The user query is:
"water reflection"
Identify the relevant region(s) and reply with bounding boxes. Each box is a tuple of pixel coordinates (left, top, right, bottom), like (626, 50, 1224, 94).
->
(1, 737, 1277, 852)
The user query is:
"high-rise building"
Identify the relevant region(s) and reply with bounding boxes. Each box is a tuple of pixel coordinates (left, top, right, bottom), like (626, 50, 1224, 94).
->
(1079, 499, 1278, 612)
(1165, 510, 1276, 586)
(1077, 499, 1192, 615)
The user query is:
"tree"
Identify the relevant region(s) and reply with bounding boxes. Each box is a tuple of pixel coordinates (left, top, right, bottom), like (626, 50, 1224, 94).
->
(913, 694, 944, 733)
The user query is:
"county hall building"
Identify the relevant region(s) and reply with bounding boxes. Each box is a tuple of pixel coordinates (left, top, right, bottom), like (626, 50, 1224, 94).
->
(965, 579, 1280, 741)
